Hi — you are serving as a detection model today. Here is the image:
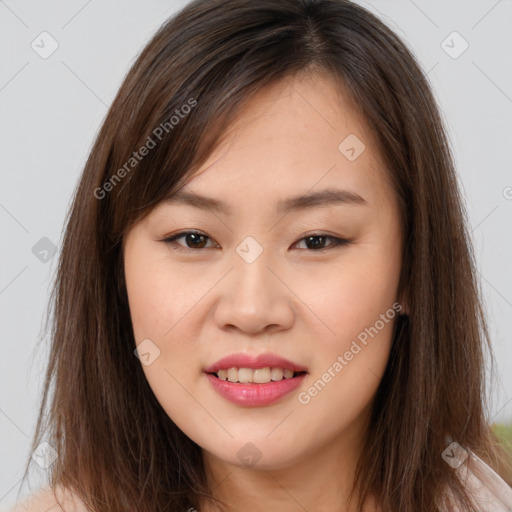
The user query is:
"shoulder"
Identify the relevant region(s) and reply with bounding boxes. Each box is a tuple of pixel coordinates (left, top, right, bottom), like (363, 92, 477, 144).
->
(441, 451, 512, 512)
(6, 485, 88, 512)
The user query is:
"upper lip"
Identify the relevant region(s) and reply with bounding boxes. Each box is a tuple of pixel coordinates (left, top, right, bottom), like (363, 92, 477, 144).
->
(203, 353, 308, 373)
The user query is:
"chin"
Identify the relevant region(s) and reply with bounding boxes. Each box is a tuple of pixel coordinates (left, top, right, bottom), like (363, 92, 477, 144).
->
(200, 434, 309, 472)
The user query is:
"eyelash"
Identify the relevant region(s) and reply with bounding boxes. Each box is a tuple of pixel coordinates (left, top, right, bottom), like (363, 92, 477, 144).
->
(162, 230, 351, 253)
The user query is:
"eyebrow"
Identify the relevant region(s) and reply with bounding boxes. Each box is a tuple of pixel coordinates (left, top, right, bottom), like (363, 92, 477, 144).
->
(163, 188, 367, 215)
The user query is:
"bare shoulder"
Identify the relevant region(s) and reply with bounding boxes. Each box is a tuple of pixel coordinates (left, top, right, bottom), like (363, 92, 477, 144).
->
(7, 486, 88, 512)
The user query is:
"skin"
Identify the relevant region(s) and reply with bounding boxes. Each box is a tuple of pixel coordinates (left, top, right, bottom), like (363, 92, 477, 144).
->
(123, 70, 404, 512)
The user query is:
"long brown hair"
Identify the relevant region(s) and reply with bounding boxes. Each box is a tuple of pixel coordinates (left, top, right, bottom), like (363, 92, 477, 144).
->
(22, 0, 511, 511)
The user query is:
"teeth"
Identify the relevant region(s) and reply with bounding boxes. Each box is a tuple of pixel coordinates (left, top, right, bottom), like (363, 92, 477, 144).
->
(227, 367, 238, 382)
(215, 367, 299, 383)
(253, 367, 271, 383)
(271, 367, 284, 381)
(238, 368, 253, 383)
(283, 369, 294, 379)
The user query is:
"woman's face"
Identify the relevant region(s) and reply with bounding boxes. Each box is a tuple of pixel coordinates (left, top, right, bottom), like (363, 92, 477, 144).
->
(123, 71, 404, 471)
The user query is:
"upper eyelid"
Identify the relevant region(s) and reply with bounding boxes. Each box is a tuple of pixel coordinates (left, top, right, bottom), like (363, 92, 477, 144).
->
(164, 230, 340, 241)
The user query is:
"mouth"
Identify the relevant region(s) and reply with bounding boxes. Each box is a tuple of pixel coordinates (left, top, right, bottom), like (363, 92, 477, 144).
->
(203, 353, 308, 407)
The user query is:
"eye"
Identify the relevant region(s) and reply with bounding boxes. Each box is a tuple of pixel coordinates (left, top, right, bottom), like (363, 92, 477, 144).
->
(294, 233, 350, 251)
(163, 230, 218, 252)
(162, 231, 350, 253)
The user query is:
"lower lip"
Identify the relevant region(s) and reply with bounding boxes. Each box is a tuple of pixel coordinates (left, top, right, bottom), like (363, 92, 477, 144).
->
(204, 372, 307, 407)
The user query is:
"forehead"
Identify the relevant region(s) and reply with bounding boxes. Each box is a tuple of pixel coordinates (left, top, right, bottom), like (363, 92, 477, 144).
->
(167, 72, 391, 213)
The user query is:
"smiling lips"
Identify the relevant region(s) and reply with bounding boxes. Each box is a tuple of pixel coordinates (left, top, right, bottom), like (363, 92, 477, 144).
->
(203, 353, 308, 407)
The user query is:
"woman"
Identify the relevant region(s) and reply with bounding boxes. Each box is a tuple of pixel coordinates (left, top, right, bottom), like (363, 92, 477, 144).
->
(11, 0, 512, 511)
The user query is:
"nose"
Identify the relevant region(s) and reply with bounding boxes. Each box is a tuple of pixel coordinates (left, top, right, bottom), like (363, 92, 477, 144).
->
(213, 246, 295, 335)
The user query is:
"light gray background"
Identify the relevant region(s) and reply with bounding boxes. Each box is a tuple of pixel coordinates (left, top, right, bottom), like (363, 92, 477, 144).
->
(1, 0, 511, 508)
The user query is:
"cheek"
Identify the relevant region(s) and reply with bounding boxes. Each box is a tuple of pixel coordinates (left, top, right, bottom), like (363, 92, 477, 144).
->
(293, 268, 399, 445)
(124, 242, 207, 388)
(125, 250, 197, 344)
(293, 233, 401, 414)
(296, 243, 401, 346)
(124, 253, 204, 431)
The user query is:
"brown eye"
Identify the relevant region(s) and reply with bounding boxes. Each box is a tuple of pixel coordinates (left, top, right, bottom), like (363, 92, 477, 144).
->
(162, 231, 350, 253)
(163, 231, 217, 252)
